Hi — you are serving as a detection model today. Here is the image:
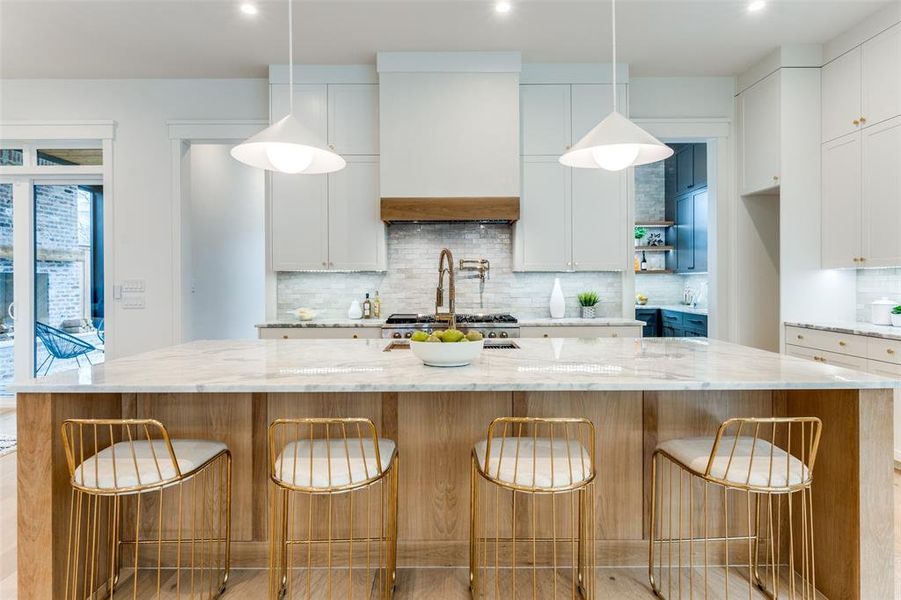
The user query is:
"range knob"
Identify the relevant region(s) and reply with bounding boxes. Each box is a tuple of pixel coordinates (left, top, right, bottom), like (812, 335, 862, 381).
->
(488, 331, 498, 338)
(499, 331, 509, 338)
(404, 331, 413, 339)
(392, 332, 402, 339)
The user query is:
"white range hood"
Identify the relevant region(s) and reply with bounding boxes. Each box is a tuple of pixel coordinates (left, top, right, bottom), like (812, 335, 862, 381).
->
(377, 52, 521, 222)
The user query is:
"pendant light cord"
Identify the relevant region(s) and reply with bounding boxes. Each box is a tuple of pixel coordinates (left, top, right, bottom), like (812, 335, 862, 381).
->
(611, 0, 617, 112)
(288, 0, 294, 114)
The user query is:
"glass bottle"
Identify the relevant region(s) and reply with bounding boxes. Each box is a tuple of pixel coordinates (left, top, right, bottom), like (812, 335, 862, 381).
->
(362, 293, 372, 319)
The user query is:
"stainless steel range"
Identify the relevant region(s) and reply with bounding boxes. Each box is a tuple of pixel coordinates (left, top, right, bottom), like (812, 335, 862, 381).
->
(381, 314, 519, 339)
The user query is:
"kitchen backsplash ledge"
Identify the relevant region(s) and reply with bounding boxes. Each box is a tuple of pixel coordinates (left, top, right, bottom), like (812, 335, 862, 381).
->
(277, 223, 623, 320)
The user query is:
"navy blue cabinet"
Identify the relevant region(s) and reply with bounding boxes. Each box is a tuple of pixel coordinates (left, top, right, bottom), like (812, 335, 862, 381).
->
(658, 309, 707, 338)
(665, 143, 708, 274)
(635, 308, 660, 337)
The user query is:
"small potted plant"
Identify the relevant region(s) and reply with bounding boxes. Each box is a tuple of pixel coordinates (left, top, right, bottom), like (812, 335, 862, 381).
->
(634, 226, 647, 247)
(578, 291, 599, 319)
(892, 306, 901, 327)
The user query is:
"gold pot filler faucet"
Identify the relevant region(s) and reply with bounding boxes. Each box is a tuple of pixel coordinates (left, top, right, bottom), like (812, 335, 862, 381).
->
(435, 248, 456, 330)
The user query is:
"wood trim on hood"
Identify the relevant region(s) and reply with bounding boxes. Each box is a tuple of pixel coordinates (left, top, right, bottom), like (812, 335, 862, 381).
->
(380, 197, 520, 223)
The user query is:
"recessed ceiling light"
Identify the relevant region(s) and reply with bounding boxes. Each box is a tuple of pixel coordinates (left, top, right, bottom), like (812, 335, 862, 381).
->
(747, 1, 766, 12)
(495, 1, 512, 14)
(240, 3, 258, 16)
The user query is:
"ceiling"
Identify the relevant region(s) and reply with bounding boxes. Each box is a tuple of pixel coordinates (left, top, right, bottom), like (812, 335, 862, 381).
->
(0, 0, 890, 79)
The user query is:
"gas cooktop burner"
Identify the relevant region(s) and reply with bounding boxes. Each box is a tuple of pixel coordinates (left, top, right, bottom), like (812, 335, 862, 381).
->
(385, 313, 517, 325)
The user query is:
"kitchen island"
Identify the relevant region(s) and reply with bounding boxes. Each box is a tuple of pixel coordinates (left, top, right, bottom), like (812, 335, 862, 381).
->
(13, 337, 897, 599)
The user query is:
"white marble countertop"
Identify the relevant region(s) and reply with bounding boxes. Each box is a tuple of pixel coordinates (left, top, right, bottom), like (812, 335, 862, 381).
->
(638, 305, 709, 316)
(257, 319, 385, 328)
(10, 338, 898, 394)
(785, 320, 901, 342)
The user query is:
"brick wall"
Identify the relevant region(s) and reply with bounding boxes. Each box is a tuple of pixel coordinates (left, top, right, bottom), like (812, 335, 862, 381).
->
(277, 222, 623, 320)
(635, 162, 665, 223)
(0, 183, 86, 328)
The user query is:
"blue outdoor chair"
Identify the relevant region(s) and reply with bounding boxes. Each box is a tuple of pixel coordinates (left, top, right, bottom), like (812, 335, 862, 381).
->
(34, 321, 98, 376)
(92, 317, 105, 344)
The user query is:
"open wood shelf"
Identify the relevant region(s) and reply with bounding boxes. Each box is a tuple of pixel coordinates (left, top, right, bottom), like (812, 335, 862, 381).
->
(635, 269, 674, 274)
(635, 220, 674, 228)
(634, 246, 673, 252)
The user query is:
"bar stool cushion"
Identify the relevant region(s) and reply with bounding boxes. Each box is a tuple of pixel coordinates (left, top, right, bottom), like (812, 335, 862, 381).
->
(274, 438, 396, 489)
(657, 436, 810, 488)
(473, 437, 592, 489)
(73, 439, 228, 490)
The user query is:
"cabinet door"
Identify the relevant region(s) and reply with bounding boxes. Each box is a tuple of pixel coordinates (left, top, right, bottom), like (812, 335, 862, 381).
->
(675, 145, 694, 195)
(570, 84, 628, 142)
(862, 24, 901, 130)
(821, 133, 862, 269)
(675, 193, 694, 272)
(692, 189, 708, 273)
(862, 115, 901, 267)
(517, 157, 572, 271)
(270, 173, 329, 270)
(692, 143, 707, 190)
(520, 85, 571, 155)
(327, 157, 385, 271)
(740, 72, 781, 194)
(328, 84, 379, 155)
(822, 47, 862, 143)
(270, 84, 330, 271)
(571, 168, 625, 271)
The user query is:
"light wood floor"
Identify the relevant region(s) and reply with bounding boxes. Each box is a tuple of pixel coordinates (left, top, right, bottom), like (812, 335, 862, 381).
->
(2, 449, 899, 598)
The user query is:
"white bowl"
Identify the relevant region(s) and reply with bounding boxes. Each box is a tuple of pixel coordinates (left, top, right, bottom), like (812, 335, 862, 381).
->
(410, 340, 484, 367)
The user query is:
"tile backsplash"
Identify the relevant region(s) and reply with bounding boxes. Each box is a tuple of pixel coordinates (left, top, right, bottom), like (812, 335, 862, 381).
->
(635, 273, 708, 306)
(277, 223, 623, 320)
(856, 268, 901, 321)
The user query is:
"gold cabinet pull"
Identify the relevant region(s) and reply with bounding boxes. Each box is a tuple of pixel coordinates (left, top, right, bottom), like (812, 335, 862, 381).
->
(797, 334, 804, 340)
(888, 348, 896, 355)
(859, 116, 867, 124)
(853, 119, 860, 126)
(352, 334, 358, 339)
(838, 340, 847, 347)
(543, 334, 549, 338)
(282, 335, 288, 340)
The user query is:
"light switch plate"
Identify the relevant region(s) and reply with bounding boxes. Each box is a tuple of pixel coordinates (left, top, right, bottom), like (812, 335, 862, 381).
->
(123, 296, 145, 310)
(122, 279, 145, 293)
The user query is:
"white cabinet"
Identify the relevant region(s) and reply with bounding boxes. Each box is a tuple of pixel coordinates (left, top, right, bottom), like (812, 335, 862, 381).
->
(271, 171, 329, 270)
(327, 157, 385, 271)
(739, 71, 781, 195)
(517, 83, 628, 272)
(571, 168, 624, 271)
(822, 47, 862, 143)
(862, 115, 901, 267)
(520, 326, 641, 339)
(519, 157, 571, 271)
(259, 327, 381, 340)
(822, 24, 901, 144)
(862, 23, 901, 131)
(328, 84, 379, 155)
(821, 115, 901, 269)
(821, 133, 862, 269)
(270, 83, 385, 272)
(520, 85, 571, 155)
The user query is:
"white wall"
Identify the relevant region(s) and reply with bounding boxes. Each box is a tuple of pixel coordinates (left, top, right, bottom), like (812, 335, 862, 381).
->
(186, 144, 265, 340)
(630, 77, 736, 119)
(0, 79, 268, 356)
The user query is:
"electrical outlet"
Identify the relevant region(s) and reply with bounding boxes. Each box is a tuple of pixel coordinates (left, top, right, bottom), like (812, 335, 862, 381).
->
(123, 296, 145, 310)
(122, 279, 145, 293)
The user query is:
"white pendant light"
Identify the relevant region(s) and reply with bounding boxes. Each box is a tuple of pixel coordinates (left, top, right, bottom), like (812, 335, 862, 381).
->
(231, 0, 345, 174)
(559, 0, 672, 171)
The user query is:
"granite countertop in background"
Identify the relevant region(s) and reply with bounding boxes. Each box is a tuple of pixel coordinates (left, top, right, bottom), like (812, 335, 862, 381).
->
(785, 320, 901, 342)
(256, 319, 385, 328)
(637, 304, 709, 316)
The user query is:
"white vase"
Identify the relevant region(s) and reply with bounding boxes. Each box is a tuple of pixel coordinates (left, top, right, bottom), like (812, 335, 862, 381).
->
(549, 278, 565, 319)
(347, 300, 363, 320)
(892, 313, 901, 327)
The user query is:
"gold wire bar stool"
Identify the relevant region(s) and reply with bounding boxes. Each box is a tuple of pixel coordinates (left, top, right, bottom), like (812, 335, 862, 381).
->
(649, 417, 823, 600)
(60, 418, 232, 600)
(268, 418, 398, 600)
(469, 417, 597, 600)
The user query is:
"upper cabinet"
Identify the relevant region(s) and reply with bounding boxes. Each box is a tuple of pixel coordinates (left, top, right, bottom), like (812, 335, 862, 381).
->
(515, 83, 628, 272)
(664, 144, 708, 274)
(270, 82, 385, 272)
(820, 24, 901, 270)
(739, 71, 781, 195)
(862, 23, 901, 133)
(822, 47, 862, 143)
(823, 23, 901, 144)
(327, 84, 379, 155)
